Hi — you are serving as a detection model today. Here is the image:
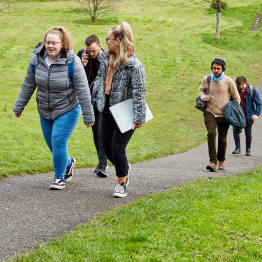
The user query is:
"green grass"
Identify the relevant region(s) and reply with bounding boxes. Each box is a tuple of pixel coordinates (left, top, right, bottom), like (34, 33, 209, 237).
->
(1, 1, 262, 260)
(1, 0, 262, 177)
(12, 168, 262, 261)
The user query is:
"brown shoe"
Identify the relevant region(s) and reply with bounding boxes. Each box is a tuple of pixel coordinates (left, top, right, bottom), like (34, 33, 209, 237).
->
(218, 161, 225, 170)
(206, 162, 216, 172)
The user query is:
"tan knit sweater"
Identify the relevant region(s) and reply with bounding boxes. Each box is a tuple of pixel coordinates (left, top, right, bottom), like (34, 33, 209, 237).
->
(198, 75, 240, 117)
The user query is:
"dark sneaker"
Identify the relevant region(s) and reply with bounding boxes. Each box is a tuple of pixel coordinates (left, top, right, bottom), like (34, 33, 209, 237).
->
(94, 165, 108, 178)
(232, 147, 241, 154)
(64, 158, 76, 182)
(126, 163, 131, 187)
(50, 179, 65, 190)
(113, 182, 127, 198)
(246, 149, 251, 156)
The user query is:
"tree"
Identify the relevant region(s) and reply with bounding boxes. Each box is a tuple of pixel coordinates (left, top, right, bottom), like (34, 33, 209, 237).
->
(78, 0, 115, 22)
(215, 0, 221, 39)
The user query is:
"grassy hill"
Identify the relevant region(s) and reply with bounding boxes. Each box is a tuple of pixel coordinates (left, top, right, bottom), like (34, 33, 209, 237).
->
(0, 0, 262, 177)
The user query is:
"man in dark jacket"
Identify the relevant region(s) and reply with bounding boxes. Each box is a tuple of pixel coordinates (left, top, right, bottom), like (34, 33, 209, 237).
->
(231, 76, 261, 156)
(77, 35, 108, 177)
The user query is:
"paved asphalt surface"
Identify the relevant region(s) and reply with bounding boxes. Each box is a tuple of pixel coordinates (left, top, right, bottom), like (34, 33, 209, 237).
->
(1, 79, 262, 261)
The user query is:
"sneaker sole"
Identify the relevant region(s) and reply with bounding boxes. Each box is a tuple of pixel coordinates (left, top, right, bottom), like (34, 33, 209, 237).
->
(64, 176, 72, 182)
(50, 185, 65, 190)
(94, 165, 109, 174)
(113, 193, 127, 198)
(96, 171, 108, 178)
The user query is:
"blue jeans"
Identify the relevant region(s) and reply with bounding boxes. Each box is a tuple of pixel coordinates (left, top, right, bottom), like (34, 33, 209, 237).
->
(40, 105, 81, 179)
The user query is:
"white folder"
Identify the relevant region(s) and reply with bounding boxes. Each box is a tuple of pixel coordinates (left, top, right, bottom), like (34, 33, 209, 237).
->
(109, 98, 153, 133)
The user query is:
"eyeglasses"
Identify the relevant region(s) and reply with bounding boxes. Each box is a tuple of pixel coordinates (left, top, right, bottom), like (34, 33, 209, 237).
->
(106, 37, 116, 42)
(45, 41, 62, 46)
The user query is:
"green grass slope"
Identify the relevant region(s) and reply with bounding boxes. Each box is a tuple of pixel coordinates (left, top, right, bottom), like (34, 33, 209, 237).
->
(0, 0, 262, 177)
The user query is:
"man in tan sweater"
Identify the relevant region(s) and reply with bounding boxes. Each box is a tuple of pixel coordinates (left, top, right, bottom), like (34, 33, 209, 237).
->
(198, 58, 240, 172)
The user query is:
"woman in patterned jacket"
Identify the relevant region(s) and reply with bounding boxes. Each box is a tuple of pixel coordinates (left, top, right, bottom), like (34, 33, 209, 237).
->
(92, 21, 146, 198)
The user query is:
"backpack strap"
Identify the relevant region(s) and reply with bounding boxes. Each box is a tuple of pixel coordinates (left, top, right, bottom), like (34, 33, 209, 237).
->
(68, 59, 74, 87)
(249, 85, 253, 98)
(206, 75, 211, 94)
(31, 59, 74, 87)
(31, 64, 36, 74)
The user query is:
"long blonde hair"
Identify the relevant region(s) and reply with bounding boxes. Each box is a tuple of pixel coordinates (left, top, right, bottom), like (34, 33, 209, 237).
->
(109, 22, 135, 71)
(42, 26, 73, 52)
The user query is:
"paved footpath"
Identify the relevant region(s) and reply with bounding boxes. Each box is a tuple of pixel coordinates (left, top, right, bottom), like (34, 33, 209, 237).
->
(1, 79, 262, 261)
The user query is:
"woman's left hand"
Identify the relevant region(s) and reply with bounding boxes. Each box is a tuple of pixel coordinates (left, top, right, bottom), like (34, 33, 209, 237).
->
(132, 123, 143, 130)
(86, 122, 95, 128)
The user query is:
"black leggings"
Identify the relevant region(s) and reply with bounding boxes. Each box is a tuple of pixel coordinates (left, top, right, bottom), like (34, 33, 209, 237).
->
(233, 119, 253, 150)
(101, 96, 134, 177)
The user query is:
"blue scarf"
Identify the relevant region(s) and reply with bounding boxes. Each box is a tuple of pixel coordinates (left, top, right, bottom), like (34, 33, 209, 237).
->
(212, 72, 224, 82)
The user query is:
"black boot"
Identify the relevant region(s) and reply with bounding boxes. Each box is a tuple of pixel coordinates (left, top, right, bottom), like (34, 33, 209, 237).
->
(232, 147, 241, 154)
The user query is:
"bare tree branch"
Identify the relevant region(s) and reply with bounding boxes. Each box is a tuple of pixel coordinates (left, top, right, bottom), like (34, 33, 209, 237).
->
(78, 0, 115, 22)
(0, 0, 15, 14)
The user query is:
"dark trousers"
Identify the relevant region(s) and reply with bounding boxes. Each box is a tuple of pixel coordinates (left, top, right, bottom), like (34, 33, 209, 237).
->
(101, 111, 134, 177)
(233, 119, 253, 150)
(92, 107, 107, 167)
(204, 111, 229, 164)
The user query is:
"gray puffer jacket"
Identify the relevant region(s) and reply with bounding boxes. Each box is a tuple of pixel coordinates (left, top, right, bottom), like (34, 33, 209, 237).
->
(13, 46, 94, 124)
(92, 50, 146, 124)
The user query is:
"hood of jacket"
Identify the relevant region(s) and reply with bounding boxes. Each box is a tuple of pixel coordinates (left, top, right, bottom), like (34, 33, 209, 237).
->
(31, 45, 74, 66)
(98, 50, 137, 70)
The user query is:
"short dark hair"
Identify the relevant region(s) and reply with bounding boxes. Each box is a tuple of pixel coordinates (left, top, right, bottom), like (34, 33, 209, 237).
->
(85, 34, 100, 46)
(236, 76, 247, 87)
(211, 58, 226, 71)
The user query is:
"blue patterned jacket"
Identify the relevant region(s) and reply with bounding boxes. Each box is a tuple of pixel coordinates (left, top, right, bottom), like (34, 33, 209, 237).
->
(92, 50, 146, 124)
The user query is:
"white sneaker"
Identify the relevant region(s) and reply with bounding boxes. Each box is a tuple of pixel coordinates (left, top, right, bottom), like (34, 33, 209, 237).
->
(50, 179, 65, 190)
(113, 182, 127, 198)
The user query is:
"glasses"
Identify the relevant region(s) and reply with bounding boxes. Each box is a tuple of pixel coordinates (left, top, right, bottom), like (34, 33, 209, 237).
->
(106, 37, 116, 42)
(45, 41, 62, 46)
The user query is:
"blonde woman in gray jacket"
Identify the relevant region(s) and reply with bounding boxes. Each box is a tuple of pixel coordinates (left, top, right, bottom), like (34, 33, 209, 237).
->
(92, 22, 146, 198)
(13, 26, 94, 190)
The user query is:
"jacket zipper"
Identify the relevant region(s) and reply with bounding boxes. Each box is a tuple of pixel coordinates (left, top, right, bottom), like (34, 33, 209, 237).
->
(47, 66, 52, 114)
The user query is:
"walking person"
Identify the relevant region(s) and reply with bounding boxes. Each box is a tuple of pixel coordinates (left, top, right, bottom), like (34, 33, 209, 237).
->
(231, 76, 261, 156)
(198, 58, 240, 172)
(13, 26, 94, 190)
(92, 22, 146, 198)
(77, 34, 108, 177)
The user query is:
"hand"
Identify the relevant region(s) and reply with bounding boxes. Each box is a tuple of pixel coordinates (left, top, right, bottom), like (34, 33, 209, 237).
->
(132, 123, 143, 130)
(203, 95, 211, 101)
(86, 122, 94, 128)
(15, 113, 21, 118)
(252, 115, 258, 121)
(82, 53, 89, 67)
